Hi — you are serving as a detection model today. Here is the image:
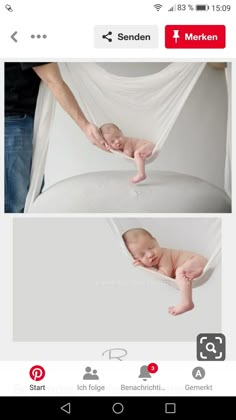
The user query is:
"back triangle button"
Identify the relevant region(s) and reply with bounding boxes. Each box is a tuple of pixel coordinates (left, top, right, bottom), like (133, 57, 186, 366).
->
(60, 402, 71, 414)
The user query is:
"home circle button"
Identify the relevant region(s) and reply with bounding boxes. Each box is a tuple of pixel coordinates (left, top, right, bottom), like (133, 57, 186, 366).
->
(112, 402, 124, 414)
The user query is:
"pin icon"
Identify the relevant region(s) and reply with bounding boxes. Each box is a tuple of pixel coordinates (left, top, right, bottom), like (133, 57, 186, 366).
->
(173, 29, 180, 44)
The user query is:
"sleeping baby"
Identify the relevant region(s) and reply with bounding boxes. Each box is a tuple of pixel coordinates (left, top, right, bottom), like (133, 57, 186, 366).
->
(100, 123, 155, 184)
(122, 228, 208, 316)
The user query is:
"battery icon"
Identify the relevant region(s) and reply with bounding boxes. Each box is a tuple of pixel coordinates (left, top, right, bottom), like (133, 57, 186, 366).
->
(196, 4, 209, 10)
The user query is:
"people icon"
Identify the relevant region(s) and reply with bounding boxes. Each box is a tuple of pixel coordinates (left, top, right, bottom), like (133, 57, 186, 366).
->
(83, 366, 99, 380)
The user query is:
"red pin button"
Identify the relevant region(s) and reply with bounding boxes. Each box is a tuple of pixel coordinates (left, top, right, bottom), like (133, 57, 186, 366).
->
(147, 363, 158, 374)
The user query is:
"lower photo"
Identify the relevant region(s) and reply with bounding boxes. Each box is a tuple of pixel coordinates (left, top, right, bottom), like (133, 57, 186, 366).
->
(13, 217, 221, 344)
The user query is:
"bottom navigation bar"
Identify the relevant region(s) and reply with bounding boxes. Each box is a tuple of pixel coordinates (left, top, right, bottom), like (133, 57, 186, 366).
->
(0, 396, 234, 417)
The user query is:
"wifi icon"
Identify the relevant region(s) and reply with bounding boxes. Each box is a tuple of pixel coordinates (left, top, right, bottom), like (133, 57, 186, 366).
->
(154, 4, 163, 11)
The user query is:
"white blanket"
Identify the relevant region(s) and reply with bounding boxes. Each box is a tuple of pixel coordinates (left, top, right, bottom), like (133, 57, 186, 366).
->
(28, 170, 231, 213)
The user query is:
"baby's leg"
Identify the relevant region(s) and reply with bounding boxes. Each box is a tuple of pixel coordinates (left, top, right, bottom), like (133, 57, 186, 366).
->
(168, 273, 194, 316)
(131, 153, 146, 184)
(169, 264, 195, 316)
(168, 256, 207, 316)
(131, 145, 153, 184)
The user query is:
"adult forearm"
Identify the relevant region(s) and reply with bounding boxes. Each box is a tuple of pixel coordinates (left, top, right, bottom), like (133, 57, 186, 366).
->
(33, 63, 88, 130)
(33, 63, 108, 151)
(47, 79, 88, 130)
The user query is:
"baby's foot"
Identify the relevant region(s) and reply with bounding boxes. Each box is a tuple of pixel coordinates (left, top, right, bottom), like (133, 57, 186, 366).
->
(168, 302, 194, 316)
(130, 174, 146, 184)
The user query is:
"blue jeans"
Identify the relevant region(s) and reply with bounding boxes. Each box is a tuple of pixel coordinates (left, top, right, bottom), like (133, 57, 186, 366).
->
(5, 114, 34, 213)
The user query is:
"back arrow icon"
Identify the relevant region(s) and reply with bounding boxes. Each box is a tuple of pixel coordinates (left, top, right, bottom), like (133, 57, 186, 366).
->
(60, 403, 71, 414)
(11, 31, 18, 42)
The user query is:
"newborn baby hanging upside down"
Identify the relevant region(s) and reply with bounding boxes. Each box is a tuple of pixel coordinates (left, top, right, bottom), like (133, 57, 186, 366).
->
(100, 123, 155, 184)
(122, 228, 208, 316)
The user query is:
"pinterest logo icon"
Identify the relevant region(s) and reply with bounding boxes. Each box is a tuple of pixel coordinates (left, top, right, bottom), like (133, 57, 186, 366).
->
(29, 365, 46, 381)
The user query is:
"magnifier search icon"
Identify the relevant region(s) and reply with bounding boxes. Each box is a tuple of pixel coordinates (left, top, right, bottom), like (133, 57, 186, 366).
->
(206, 342, 217, 353)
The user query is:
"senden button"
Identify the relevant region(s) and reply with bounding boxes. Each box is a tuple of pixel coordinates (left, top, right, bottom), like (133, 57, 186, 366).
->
(95, 25, 158, 48)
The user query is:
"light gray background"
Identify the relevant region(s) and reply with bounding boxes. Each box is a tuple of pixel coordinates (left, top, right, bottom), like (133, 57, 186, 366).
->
(13, 218, 221, 342)
(45, 62, 228, 190)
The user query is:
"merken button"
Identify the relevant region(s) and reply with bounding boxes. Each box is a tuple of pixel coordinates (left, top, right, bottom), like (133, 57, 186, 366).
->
(165, 25, 226, 49)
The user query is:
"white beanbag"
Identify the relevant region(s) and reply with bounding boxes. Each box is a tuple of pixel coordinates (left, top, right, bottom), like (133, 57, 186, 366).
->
(29, 170, 231, 213)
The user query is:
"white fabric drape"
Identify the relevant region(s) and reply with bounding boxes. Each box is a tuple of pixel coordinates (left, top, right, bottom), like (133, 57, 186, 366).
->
(25, 62, 207, 211)
(225, 63, 232, 197)
(66, 62, 206, 160)
(109, 218, 221, 289)
(24, 83, 56, 211)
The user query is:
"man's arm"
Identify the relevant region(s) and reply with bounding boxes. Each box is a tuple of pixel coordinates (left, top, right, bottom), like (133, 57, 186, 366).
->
(33, 63, 108, 151)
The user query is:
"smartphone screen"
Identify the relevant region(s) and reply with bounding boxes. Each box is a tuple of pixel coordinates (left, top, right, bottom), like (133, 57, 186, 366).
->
(0, 0, 235, 416)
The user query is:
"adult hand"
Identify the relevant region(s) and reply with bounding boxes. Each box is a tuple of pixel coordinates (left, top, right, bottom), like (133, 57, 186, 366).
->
(83, 122, 109, 152)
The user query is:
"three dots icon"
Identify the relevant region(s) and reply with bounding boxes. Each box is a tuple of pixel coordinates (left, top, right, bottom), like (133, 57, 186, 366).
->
(31, 34, 47, 39)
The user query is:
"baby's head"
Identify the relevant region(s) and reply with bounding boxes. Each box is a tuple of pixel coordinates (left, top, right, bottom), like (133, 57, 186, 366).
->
(122, 228, 160, 267)
(100, 123, 124, 150)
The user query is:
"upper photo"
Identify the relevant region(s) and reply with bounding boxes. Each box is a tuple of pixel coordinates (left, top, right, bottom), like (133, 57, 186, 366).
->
(4, 62, 231, 213)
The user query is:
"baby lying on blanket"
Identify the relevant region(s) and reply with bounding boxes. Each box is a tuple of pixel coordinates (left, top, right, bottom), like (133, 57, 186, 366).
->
(122, 228, 208, 316)
(100, 123, 155, 184)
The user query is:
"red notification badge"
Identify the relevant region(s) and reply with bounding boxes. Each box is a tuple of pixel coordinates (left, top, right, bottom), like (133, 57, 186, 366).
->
(147, 363, 158, 374)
